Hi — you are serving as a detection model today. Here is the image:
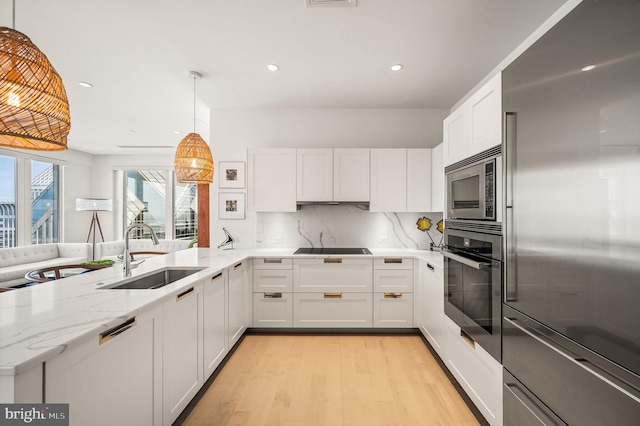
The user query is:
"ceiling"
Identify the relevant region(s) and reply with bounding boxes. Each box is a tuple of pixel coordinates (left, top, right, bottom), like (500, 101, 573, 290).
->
(1, 0, 567, 155)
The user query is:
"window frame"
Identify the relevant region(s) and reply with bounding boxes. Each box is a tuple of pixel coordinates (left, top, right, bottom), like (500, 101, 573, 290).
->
(117, 168, 197, 241)
(0, 150, 64, 247)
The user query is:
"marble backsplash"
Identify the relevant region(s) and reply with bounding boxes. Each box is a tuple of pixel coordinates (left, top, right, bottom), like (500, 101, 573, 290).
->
(256, 204, 443, 250)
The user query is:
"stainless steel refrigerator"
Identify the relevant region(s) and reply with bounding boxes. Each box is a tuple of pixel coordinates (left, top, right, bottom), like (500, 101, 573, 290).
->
(502, 0, 640, 424)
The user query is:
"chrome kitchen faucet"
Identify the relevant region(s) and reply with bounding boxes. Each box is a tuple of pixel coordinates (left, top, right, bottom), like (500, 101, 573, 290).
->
(123, 223, 159, 276)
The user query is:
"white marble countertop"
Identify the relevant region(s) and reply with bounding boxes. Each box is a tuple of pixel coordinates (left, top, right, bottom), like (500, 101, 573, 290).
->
(0, 247, 442, 376)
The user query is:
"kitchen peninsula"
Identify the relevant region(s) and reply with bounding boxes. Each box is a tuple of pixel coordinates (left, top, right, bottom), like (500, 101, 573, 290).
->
(0, 247, 443, 426)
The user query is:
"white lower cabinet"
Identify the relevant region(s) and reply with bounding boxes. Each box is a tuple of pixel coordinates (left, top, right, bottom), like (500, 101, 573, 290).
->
(418, 261, 446, 360)
(252, 269, 293, 292)
(228, 261, 248, 347)
(293, 258, 373, 292)
(46, 306, 161, 426)
(0, 364, 42, 403)
(203, 271, 227, 380)
(253, 292, 293, 327)
(445, 317, 503, 426)
(372, 257, 413, 328)
(253, 257, 293, 328)
(293, 292, 373, 328)
(373, 292, 413, 327)
(162, 283, 203, 426)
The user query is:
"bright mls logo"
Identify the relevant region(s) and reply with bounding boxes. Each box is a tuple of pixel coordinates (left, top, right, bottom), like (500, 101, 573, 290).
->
(0, 404, 68, 425)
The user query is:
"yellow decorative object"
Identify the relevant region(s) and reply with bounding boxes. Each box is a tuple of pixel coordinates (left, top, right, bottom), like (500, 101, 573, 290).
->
(416, 217, 432, 232)
(436, 219, 444, 233)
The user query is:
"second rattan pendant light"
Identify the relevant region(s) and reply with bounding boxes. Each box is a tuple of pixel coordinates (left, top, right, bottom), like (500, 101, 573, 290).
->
(174, 71, 214, 184)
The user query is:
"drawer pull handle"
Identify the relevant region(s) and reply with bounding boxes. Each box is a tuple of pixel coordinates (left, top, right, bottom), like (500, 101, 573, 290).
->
(460, 329, 476, 348)
(384, 292, 403, 298)
(384, 258, 403, 264)
(324, 258, 342, 264)
(234, 262, 243, 270)
(427, 263, 434, 271)
(177, 287, 195, 302)
(211, 272, 223, 282)
(324, 292, 342, 299)
(264, 292, 282, 299)
(264, 258, 283, 264)
(99, 317, 136, 345)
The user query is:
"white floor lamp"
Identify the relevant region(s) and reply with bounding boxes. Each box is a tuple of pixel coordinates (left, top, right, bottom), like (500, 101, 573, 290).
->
(76, 198, 112, 260)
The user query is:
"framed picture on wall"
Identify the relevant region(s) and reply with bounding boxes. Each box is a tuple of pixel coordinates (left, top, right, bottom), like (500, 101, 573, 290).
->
(218, 192, 245, 220)
(218, 161, 245, 189)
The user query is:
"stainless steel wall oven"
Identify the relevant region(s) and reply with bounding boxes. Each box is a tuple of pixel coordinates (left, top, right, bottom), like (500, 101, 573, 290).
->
(443, 220, 502, 361)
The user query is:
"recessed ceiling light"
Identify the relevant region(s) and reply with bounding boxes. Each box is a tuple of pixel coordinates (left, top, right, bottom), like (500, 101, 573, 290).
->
(581, 65, 596, 72)
(391, 64, 403, 72)
(128, 130, 135, 134)
(78, 81, 93, 88)
(267, 64, 279, 72)
(174, 130, 182, 134)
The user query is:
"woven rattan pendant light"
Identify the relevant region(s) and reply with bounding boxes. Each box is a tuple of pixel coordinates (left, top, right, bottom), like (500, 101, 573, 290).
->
(174, 71, 213, 183)
(0, 2, 70, 151)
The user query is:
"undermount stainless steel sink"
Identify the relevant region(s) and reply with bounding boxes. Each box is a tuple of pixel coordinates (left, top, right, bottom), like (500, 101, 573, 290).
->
(99, 267, 204, 290)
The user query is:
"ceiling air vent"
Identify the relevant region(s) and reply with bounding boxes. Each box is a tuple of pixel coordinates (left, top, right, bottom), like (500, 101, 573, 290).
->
(305, 0, 357, 7)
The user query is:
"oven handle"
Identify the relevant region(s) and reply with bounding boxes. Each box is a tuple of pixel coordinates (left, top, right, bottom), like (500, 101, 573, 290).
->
(441, 249, 491, 270)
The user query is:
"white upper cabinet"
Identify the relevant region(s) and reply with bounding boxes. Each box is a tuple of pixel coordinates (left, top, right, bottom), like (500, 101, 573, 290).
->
(297, 148, 333, 202)
(469, 73, 502, 155)
(443, 107, 469, 166)
(333, 148, 370, 202)
(407, 148, 432, 212)
(370, 148, 407, 212)
(371, 148, 433, 213)
(248, 148, 297, 212)
(443, 73, 502, 167)
(431, 143, 444, 212)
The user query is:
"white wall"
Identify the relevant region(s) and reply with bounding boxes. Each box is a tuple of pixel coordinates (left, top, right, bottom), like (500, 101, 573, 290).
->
(209, 108, 447, 249)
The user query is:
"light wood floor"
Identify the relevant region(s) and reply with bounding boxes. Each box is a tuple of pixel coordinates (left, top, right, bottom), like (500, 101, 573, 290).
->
(182, 335, 480, 426)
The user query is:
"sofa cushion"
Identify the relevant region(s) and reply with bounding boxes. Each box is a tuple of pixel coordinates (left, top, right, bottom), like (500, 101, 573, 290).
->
(0, 244, 59, 268)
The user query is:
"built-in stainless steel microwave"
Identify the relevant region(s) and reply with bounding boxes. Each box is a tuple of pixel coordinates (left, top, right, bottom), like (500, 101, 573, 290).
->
(446, 148, 500, 221)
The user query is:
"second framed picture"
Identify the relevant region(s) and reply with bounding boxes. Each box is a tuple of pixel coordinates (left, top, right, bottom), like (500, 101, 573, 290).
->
(218, 192, 245, 220)
(218, 161, 245, 189)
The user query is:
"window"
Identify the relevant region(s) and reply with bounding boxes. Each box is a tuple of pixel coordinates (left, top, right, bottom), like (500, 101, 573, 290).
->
(0, 155, 16, 248)
(175, 180, 198, 240)
(0, 155, 61, 247)
(31, 160, 60, 244)
(124, 170, 197, 240)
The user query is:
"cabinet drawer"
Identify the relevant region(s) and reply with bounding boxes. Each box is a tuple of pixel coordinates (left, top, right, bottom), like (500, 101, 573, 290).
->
(293, 292, 373, 328)
(253, 270, 293, 292)
(373, 292, 413, 328)
(253, 257, 293, 269)
(373, 269, 413, 292)
(253, 292, 293, 328)
(293, 258, 373, 292)
(373, 257, 413, 270)
(445, 317, 502, 426)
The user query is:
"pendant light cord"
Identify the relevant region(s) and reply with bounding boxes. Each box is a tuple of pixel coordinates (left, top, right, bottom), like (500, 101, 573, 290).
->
(12, 0, 16, 29)
(192, 75, 196, 133)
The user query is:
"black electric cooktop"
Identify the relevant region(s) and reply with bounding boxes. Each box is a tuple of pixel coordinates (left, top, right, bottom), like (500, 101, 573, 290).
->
(293, 247, 372, 255)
